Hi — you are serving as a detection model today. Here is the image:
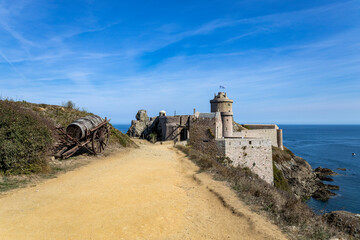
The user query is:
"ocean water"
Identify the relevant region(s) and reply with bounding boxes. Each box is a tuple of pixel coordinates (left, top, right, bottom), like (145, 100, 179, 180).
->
(113, 124, 130, 134)
(280, 125, 360, 214)
(114, 124, 360, 213)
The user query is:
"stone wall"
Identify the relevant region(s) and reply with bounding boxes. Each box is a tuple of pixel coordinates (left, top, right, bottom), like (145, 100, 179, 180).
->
(159, 116, 180, 141)
(243, 124, 278, 130)
(210, 101, 233, 113)
(233, 129, 283, 149)
(216, 138, 273, 184)
(188, 113, 222, 157)
(159, 115, 191, 141)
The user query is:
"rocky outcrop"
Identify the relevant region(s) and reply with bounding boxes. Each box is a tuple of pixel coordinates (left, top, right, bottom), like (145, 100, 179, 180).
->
(127, 110, 161, 141)
(324, 211, 360, 238)
(315, 166, 338, 182)
(312, 182, 336, 201)
(136, 109, 149, 122)
(315, 167, 338, 176)
(273, 147, 338, 201)
(127, 110, 150, 137)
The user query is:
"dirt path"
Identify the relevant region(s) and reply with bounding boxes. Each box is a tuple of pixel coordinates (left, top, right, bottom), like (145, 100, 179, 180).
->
(0, 140, 287, 240)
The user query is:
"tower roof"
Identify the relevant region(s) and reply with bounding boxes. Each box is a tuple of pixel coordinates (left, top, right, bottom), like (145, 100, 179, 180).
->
(210, 92, 233, 103)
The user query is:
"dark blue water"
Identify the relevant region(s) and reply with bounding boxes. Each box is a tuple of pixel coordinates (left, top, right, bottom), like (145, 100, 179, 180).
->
(114, 123, 360, 213)
(280, 125, 360, 214)
(113, 124, 130, 134)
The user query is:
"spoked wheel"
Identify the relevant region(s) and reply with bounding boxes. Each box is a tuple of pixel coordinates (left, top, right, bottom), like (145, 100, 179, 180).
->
(92, 125, 110, 154)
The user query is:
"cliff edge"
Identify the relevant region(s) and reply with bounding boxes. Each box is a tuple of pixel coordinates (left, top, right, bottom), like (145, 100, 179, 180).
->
(273, 146, 338, 202)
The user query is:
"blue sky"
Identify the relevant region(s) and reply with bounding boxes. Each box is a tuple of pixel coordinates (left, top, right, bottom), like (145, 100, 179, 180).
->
(0, 0, 359, 124)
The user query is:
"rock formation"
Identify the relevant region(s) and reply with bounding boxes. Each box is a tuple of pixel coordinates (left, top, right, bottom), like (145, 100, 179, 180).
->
(273, 147, 338, 201)
(127, 110, 161, 141)
(127, 110, 150, 137)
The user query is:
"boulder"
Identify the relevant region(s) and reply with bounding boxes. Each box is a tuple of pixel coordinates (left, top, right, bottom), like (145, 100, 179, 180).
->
(136, 109, 149, 122)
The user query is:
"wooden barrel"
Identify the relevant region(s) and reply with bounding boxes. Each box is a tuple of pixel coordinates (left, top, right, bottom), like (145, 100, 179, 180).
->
(66, 115, 103, 140)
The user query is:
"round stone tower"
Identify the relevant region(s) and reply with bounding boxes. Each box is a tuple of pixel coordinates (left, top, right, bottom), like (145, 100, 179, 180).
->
(210, 92, 233, 113)
(210, 92, 233, 138)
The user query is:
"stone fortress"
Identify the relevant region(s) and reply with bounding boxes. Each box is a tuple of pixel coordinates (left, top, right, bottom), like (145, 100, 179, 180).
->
(128, 92, 284, 184)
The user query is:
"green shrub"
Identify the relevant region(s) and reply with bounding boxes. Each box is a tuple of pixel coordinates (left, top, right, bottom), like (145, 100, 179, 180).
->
(273, 161, 291, 192)
(148, 133, 157, 143)
(62, 100, 77, 110)
(0, 101, 53, 175)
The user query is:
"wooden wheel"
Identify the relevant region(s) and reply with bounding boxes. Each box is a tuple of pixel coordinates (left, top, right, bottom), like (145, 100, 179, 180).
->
(92, 125, 110, 154)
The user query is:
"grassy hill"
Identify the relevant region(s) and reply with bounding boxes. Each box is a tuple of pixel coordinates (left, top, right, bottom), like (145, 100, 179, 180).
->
(0, 99, 134, 176)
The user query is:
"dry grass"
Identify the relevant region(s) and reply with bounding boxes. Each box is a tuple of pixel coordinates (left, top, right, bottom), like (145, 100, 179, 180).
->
(176, 145, 346, 240)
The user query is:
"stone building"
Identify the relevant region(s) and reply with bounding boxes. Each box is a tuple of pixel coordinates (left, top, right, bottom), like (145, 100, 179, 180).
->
(189, 92, 280, 184)
(128, 92, 284, 184)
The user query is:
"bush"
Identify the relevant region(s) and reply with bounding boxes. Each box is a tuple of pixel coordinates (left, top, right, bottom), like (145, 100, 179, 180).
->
(273, 161, 291, 192)
(62, 100, 77, 110)
(148, 133, 157, 143)
(0, 101, 54, 175)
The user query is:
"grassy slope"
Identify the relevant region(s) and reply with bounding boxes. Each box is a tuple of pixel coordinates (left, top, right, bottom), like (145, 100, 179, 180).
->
(0, 100, 135, 178)
(19, 101, 135, 148)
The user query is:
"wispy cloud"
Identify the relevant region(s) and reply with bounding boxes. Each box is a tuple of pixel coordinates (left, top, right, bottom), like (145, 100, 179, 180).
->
(0, 0, 359, 123)
(0, 50, 27, 80)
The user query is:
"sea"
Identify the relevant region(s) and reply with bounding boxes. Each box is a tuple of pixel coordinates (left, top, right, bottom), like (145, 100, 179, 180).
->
(114, 124, 360, 214)
(280, 125, 360, 214)
(114, 124, 130, 135)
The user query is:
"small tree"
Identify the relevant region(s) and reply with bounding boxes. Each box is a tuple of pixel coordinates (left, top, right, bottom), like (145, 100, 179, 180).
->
(62, 100, 76, 109)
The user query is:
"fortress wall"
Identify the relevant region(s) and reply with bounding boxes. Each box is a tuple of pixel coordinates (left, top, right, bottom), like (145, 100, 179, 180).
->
(159, 116, 181, 141)
(159, 115, 192, 141)
(216, 138, 273, 184)
(243, 124, 278, 130)
(233, 129, 282, 148)
(189, 116, 222, 157)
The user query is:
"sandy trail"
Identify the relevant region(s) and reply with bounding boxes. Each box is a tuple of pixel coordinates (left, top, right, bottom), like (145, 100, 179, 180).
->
(0, 140, 287, 240)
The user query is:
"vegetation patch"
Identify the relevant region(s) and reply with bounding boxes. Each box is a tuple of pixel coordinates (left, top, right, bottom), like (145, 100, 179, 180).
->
(175, 145, 345, 240)
(0, 100, 54, 175)
(273, 161, 291, 192)
(0, 99, 135, 179)
(207, 128, 215, 139)
(110, 125, 135, 147)
(272, 146, 295, 163)
(0, 177, 28, 192)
